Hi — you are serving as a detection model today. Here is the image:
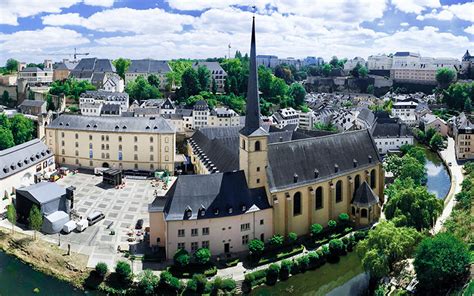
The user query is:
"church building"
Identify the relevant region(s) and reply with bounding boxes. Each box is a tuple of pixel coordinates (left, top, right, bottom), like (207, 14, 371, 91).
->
(149, 17, 383, 259)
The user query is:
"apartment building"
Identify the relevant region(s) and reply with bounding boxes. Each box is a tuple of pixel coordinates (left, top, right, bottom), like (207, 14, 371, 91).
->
(453, 113, 474, 160)
(18, 66, 53, 84)
(45, 115, 176, 172)
(256, 55, 279, 68)
(392, 100, 418, 126)
(79, 91, 129, 116)
(271, 107, 300, 129)
(125, 59, 171, 90)
(367, 54, 393, 70)
(390, 52, 459, 84)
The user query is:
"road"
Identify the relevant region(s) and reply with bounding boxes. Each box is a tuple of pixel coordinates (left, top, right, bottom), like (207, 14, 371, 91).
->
(432, 137, 463, 234)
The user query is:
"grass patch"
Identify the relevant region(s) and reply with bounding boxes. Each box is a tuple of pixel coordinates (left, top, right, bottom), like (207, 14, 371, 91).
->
(225, 258, 240, 267)
(168, 263, 217, 278)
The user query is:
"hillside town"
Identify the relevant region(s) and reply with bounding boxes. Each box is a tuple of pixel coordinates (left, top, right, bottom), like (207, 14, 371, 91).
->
(0, 3, 473, 296)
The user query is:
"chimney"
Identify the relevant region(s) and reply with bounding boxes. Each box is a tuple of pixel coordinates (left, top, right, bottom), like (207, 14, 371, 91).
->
(353, 159, 358, 168)
(368, 155, 373, 163)
(314, 169, 319, 178)
(293, 173, 298, 183)
(334, 164, 339, 173)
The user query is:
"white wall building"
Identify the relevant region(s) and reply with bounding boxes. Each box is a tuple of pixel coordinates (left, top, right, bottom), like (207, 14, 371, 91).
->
(18, 67, 53, 84)
(371, 120, 414, 154)
(367, 54, 393, 70)
(271, 107, 300, 129)
(79, 90, 129, 116)
(343, 57, 366, 72)
(125, 59, 171, 90)
(392, 101, 418, 126)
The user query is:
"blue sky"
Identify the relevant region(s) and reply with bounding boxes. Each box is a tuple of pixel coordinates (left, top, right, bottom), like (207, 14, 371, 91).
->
(0, 0, 473, 65)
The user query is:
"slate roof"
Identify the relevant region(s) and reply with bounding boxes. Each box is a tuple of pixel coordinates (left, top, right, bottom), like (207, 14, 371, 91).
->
(16, 182, 66, 204)
(48, 114, 175, 133)
(0, 139, 52, 180)
(151, 171, 270, 221)
(21, 67, 43, 72)
(351, 181, 379, 207)
(81, 90, 129, 102)
(372, 121, 412, 138)
(101, 104, 120, 114)
(127, 59, 171, 73)
(19, 100, 46, 108)
(70, 58, 115, 79)
(192, 61, 226, 74)
(176, 108, 193, 117)
(161, 98, 175, 110)
(53, 63, 69, 71)
(266, 129, 381, 191)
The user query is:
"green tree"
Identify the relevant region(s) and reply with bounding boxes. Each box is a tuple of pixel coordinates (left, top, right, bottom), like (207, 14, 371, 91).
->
(173, 248, 190, 267)
(112, 58, 130, 80)
(274, 64, 294, 84)
(279, 259, 292, 280)
(258, 66, 273, 97)
(414, 233, 470, 292)
(329, 239, 345, 257)
(211, 77, 217, 94)
(322, 64, 333, 77)
(429, 133, 444, 151)
(269, 77, 288, 101)
(338, 213, 350, 227)
(287, 232, 298, 245)
(138, 269, 159, 295)
(367, 84, 374, 94)
(358, 66, 368, 78)
(384, 184, 443, 230)
(310, 223, 323, 238)
(0, 127, 14, 150)
(46, 94, 55, 111)
(266, 263, 280, 285)
(435, 67, 455, 88)
(400, 145, 426, 164)
(464, 98, 472, 113)
(289, 83, 306, 107)
(193, 248, 211, 265)
(329, 56, 339, 68)
(384, 154, 426, 185)
(9, 114, 34, 145)
(49, 78, 96, 101)
(270, 234, 284, 248)
(314, 121, 338, 132)
(95, 262, 108, 278)
(248, 239, 265, 258)
(147, 74, 160, 88)
(115, 260, 132, 282)
(28, 205, 43, 240)
(1, 90, 11, 106)
(0, 114, 11, 129)
(179, 68, 200, 99)
(197, 66, 211, 92)
(350, 63, 362, 78)
(357, 221, 423, 278)
(125, 76, 161, 102)
(5, 59, 19, 73)
(6, 203, 16, 234)
(166, 59, 193, 90)
(442, 81, 474, 110)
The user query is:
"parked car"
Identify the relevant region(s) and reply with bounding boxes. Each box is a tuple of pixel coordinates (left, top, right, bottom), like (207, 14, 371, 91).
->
(76, 219, 88, 232)
(87, 211, 105, 226)
(135, 219, 144, 230)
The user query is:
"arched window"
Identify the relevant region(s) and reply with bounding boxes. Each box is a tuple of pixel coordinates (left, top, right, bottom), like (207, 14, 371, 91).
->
(352, 206, 356, 215)
(370, 169, 376, 189)
(293, 192, 302, 216)
(315, 187, 323, 210)
(255, 141, 261, 151)
(361, 208, 368, 218)
(242, 139, 246, 150)
(336, 180, 343, 203)
(354, 175, 360, 191)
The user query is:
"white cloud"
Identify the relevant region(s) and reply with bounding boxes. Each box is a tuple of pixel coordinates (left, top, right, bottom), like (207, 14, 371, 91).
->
(391, 0, 440, 14)
(43, 8, 195, 33)
(417, 2, 474, 22)
(0, 27, 89, 62)
(0, 0, 118, 26)
(465, 25, 474, 35)
(400, 22, 409, 26)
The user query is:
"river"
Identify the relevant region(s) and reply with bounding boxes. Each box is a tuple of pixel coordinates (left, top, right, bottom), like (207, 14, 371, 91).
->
(423, 148, 451, 199)
(0, 251, 92, 296)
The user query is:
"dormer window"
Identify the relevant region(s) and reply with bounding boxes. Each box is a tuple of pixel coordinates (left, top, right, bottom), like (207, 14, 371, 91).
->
(86, 124, 91, 128)
(228, 207, 233, 214)
(123, 126, 127, 129)
(214, 208, 219, 215)
(115, 125, 119, 129)
(93, 124, 97, 128)
(241, 205, 247, 212)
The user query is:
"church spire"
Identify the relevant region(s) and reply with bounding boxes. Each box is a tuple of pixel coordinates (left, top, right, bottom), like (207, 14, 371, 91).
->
(240, 16, 263, 136)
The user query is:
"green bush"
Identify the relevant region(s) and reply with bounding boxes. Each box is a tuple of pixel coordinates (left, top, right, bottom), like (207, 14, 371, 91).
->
(329, 239, 345, 257)
(173, 249, 190, 267)
(115, 260, 131, 282)
(279, 259, 292, 281)
(248, 239, 265, 258)
(290, 260, 300, 275)
(270, 234, 284, 247)
(138, 269, 159, 295)
(186, 278, 197, 292)
(354, 230, 368, 241)
(308, 251, 319, 268)
(225, 257, 240, 267)
(168, 277, 182, 292)
(221, 278, 236, 292)
(95, 262, 108, 278)
(338, 213, 350, 226)
(310, 223, 323, 237)
(266, 263, 280, 285)
(193, 248, 211, 265)
(203, 266, 217, 277)
(297, 255, 310, 272)
(322, 245, 331, 257)
(192, 274, 207, 294)
(287, 232, 298, 244)
(328, 220, 337, 233)
(159, 271, 172, 285)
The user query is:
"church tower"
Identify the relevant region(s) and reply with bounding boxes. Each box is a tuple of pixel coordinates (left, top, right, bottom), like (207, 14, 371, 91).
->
(239, 17, 268, 189)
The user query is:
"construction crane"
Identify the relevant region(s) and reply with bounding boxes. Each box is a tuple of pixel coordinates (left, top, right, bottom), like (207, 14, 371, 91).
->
(42, 48, 90, 61)
(71, 48, 89, 60)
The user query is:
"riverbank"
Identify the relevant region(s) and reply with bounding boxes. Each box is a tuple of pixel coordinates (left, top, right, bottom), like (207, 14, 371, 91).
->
(0, 226, 89, 289)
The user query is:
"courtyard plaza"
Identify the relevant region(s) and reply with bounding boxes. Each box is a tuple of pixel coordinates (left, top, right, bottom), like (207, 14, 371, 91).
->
(1, 171, 175, 270)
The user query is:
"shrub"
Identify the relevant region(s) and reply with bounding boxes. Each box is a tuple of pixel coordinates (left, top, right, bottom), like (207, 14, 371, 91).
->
(310, 223, 323, 237)
(321, 245, 330, 257)
(173, 249, 190, 267)
(193, 248, 211, 265)
(338, 213, 350, 227)
(354, 230, 368, 241)
(169, 277, 182, 292)
(328, 220, 337, 232)
(186, 278, 197, 292)
(192, 274, 207, 293)
(248, 239, 265, 258)
(329, 239, 345, 257)
(159, 270, 172, 285)
(221, 278, 236, 292)
(297, 255, 310, 272)
(266, 263, 280, 285)
(308, 252, 319, 268)
(287, 232, 298, 245)
(138, 269, 159, 295)
(279, 259, 292, 281)
(115, 260, 131, 282)
(341, 237, 349, 246)
(290, 259, 300, 275)
(270, 234, 284, 247)
(95, 262, 108, 278)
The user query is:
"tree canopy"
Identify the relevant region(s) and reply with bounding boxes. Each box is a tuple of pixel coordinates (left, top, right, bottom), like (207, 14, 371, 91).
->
(125, 75, 161, 102)
(435, 67, 456, 88)
(28, 205, 43, 240)
(414, 233, 470, 292)
(112, 58, 130, 80)
(384, 154, 426, 185)
(442, 81, 474, 111)
(357, 221, 423, 278)
(5, 59, 19, 73)
(49, 78, 96, 101)
(9, 114, 35, 146)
